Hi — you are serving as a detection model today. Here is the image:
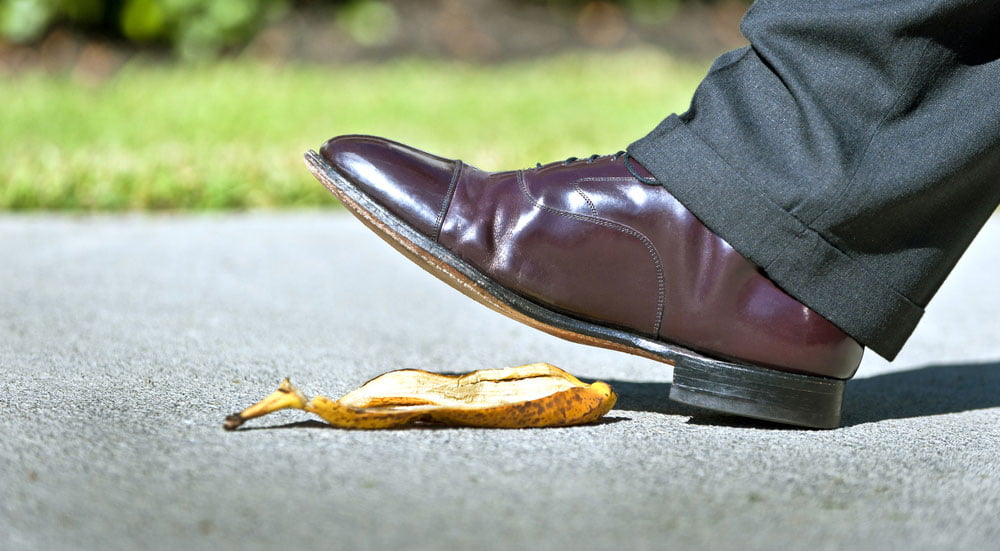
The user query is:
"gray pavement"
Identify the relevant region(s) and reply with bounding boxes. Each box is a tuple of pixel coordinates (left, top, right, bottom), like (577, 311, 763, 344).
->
(2, 212, 998, 551)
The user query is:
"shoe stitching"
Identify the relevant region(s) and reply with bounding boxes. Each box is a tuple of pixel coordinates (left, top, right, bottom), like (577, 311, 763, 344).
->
(517, 170, 665, 336)
(572, 183, 600, 216)
(574, 177, 635, 183)
(432, 160, 463, 243)
(572, 177, 637, 216)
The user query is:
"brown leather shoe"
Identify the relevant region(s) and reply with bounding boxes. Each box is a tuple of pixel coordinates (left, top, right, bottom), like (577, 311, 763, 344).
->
(305, 135, 863, 428)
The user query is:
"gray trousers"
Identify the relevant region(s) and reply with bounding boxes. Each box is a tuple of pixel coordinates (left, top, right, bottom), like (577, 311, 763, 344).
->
(629, 0, 1000, 360)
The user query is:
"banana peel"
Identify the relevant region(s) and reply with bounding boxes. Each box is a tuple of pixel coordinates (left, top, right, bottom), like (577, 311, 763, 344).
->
(223, 363, 616, 430)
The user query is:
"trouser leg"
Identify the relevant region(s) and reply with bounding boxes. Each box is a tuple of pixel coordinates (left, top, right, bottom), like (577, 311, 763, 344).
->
(628, 0, 1000, 360)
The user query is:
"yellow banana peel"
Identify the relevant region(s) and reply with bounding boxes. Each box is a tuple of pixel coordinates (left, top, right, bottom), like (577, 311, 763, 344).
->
(223, 363, 617, 430)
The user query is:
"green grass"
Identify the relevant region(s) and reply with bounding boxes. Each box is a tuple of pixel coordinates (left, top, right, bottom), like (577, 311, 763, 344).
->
(0, 50, 707, 210)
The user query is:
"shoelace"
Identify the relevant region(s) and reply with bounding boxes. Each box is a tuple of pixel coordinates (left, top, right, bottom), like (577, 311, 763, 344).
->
(535, 151, 658, 185)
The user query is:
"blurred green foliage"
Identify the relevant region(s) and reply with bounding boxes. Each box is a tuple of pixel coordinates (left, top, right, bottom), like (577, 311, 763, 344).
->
(0, 0, 286, 59)
(338, 0, 397, 47)
(0, 51, 706, 210)
(0, 0, 746, 59)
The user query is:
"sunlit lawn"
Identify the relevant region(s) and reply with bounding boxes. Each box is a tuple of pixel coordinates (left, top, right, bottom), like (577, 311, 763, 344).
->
(0, 50, 707, 210)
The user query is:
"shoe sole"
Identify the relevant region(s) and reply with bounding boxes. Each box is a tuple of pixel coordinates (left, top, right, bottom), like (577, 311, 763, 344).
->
(305, 151, 844, 429)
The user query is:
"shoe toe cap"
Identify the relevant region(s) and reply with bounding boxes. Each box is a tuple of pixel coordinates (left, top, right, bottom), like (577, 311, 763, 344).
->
(320, 135, 458, 238)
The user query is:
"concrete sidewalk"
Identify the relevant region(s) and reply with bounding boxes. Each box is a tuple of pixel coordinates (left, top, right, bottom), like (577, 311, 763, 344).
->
(2, 212, 998, 550)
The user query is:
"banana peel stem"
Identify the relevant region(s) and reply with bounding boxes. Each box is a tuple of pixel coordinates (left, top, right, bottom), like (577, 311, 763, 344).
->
(223, 378, 308, 431)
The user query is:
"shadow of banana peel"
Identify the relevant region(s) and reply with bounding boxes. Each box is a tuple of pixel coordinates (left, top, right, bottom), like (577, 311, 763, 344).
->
(230, 415, 630, 432)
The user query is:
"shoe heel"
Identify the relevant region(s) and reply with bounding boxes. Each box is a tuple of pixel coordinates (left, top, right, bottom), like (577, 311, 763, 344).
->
(669, 355, 845, 429)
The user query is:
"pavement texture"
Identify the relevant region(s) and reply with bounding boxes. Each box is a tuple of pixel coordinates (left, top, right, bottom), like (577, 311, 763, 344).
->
(2, 212, 998, 551)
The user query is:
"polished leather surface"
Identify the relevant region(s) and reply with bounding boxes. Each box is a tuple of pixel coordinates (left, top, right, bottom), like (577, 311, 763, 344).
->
(321, 135, 864, 379)
(321, 136, 459, 238)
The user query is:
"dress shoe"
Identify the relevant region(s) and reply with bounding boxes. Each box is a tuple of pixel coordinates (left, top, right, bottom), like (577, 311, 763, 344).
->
(305, 136, 863, 428)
